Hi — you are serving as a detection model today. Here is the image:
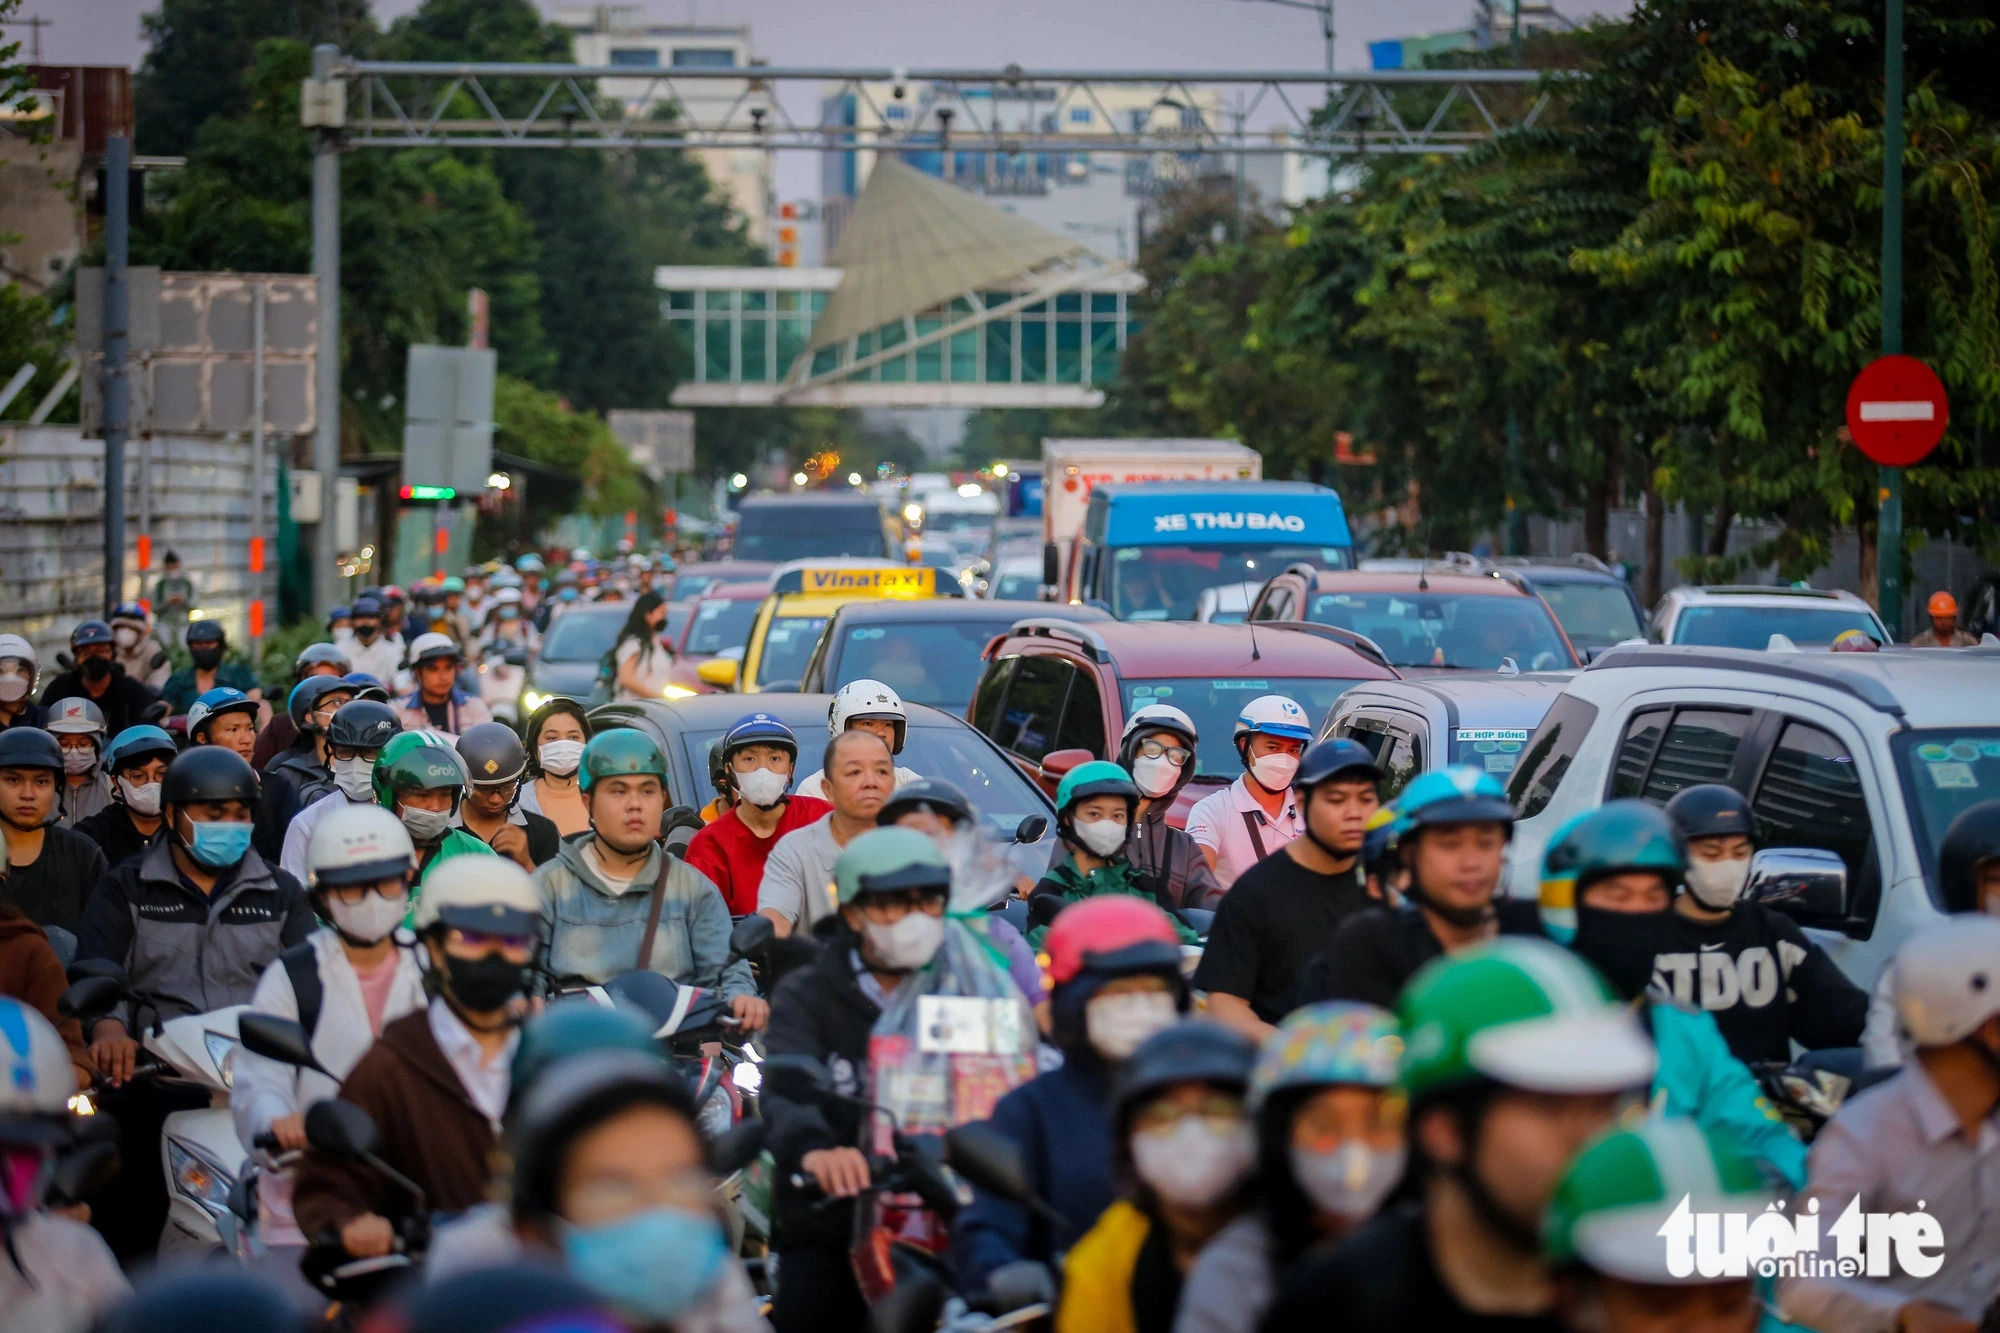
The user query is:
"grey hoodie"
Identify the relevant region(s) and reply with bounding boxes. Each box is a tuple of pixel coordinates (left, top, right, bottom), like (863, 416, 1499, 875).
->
(533, 834, 754, 997)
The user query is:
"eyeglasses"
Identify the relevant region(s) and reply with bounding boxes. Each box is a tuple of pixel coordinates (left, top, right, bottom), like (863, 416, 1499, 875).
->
(565, 1170, 715, 1223)
(325, 881, 408, 905)
(330, 745, 384, 764)
(445, 927, 537, 954)
(1130, 1092, 1245, 1137)
(854, 889, 948, 921)
(1136, 739, 1192, 765)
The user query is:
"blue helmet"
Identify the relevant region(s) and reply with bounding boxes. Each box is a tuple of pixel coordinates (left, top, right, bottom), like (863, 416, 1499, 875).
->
(111, 600, 149, 624)
(187, 687, 257, 740)
(721, 711, 798, 763)
(103, 724, 179, 774)
(1392, 765, 1514, 839)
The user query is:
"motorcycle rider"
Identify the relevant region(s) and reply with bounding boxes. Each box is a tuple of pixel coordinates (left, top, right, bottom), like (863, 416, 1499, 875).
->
(277, 698, 403, 882)
(251, 642, 352, 769)
(1198, 738, 1381, 1042)
(370, 730, 496, 903)
(793, 680, 921, 798)
(0, 728, 107, 933)
(1655, 783, 1866, 1064)
(1185, 695, 1313, 891)
(161, 619, 262, 716)
(759, 729, 894, 939)
(0, 634, 47, 734)
(108, 600, 173, 692)
(186, 686, 261, 765)
(74, 724, 177, 870)
(684, 713, 831, 916)
(292, 857, 545, 1261)
(1865, 798, 2000, 1068)
(454, 723, 559, 869)
(1029, 760, 1202, 945)
(342, 596, 404, 686)
(45, 697, 113, 829)
(516, 698, 592, 837)
(39, 620, 158, 736)
(254, 674, 356, 862)
(396, 633, 493, 736)
(1119, 704, 1222, 911)
(232, 804, 427, 1264)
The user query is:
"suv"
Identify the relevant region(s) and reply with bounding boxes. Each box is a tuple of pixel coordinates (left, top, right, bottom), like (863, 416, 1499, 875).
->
(1649, 584, 1888, 649)
(968, 618, 1398, 821)
(1247, 566, 1579, 674)
(1502, 644, 2000, 986)
(1484, 556, 1647, 657)
(1320, 673, 1575, 797)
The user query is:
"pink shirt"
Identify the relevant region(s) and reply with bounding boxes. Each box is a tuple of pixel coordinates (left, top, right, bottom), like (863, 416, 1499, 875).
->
(1184, 775, 1304, 892)
(354, 952, 400, 1034)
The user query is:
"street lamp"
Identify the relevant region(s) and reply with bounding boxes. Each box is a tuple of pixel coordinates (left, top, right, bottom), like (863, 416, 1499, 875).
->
(792, 471, 809, 487)
(1236, 0, 1334, 71)
(729, 472, 748, 491)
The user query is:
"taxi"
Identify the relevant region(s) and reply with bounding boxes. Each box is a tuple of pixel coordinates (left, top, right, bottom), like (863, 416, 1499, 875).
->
(696, 560, 947, 694)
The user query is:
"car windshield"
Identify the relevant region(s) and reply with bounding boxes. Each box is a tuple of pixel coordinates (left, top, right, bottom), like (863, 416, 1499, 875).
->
(1672, 604, 1883, 649)
(1109, 544, 1353, 621)
(923, 510, 995, 538)
(832, 618, 1022, 711)
(538, 608, 625, 662)
(918, 546, 963, 572)
(684, 598, 761, 655)
(1894, 730, 2000, 894)
(1532, 582, 1644, 651)
(756, 614, 831, 687)
(992, 569, 1041, 600)
(734, 505, 890, 562)
(1122, 677, 1371, 777)
(671, 573, 725, 601)
(1304, 591, 1573, 671)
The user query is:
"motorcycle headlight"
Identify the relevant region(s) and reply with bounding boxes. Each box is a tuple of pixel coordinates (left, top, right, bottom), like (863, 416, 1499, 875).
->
(167, 1138, 234, 1215)
(732, 1061, 762, 1095)
(68, 1092, 96, 1116)
(523, 689, 546, 712)
(204, 1031, 239, 1088)
(662, 684, 696, 699)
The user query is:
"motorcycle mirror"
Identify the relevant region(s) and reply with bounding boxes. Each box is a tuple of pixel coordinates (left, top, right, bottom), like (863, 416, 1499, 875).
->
(707, 1118, 770, 1176)
(58, 975, 126, 1021)
(140, 700, 170, 724)
(56, 651, 74, 671)
(48, 1139, 122, 1205)
(304, 1098, 380, 1160)
(728, 913, 776, 964)
(238, 1012, 330, 1075)
(64, 957, 127, 988)
(984, 1260, 1058, 1314)
(760, 1053, 835, 1104)
(149, 650, 169, 670)
(869, 1273, 951, 1333)
(944, 1122, 1036, 1206)
(1012, 814, 1048, 844)
(503, 648, 529, 667)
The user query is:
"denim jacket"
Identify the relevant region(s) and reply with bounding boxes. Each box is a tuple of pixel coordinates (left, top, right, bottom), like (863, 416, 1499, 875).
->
(533, 835, 753, 997)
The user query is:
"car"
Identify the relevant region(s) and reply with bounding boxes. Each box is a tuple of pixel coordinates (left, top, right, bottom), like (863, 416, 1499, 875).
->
(1484, 556, 1648, 657)
(728, 493, 901, 564)
(909, 538, 974, 591)
(968, 617, 1399, 821)
(703, 562, 949, 695)
(1319, 673, 1575, 796)
(1649, 584, 1889, 649)
(668, 581, 772, 695)
(983, 556, 1044, 603)
(665, 560, 775, 604)
(1501, 643, 2000, 986)
(798, 600, 1110, 714)
(1247, 566, 1580, 674)
(1194, 581, 1259, 624)
(521, 603, 627, 712)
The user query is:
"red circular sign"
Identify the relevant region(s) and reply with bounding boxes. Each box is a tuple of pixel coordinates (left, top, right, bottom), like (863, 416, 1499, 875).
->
(1846, 355, 1949, 467)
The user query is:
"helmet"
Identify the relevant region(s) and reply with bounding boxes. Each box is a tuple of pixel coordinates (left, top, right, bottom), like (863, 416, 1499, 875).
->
(440, 576, 465, 594)
(0, 634, 36, 673)
(45, 696, 107, 738)
(295, 642, 352, 678)
(349, 596, 384, 619)
(1056, 759, 1139, 814)
(516, 554, 545, 573)
(1232, 695, 1314, 751)
(287, 674, 354, 731)
(456, 722, 528, 786)
(381, 585, 406, 604)
(1892, 915, 2000, 1047)
(327, 605, 351, 624)
(1120, 703, 1198, 750)
(162, 746, 259, 806)
(342, 671, 390, 702)
(512, 1000, 661, 1100)
(1293, 738, 1381, 792)
(0, 996, 75, 1138)
(1393, 766, 1514, 839)
(1938, 799, 2000, 914)
(327, 699, 400, 752)
(555, 570, 578, 588)
(70, 620, 115, 650)
(408, 631, 459, 666)
(509, 1049, 697, 1223)
(411, 854, 542, 935)
(1114, 1022, 1257, 1121)
(186, 618, 226, 646)
(1544, 1120, 1773, 1282)
(830, 679, 908, 752)
(372, 730, 468, 809)
(358, 586, 384, 603)
(186, 687, 257, 741)
(1395, 937, 1657, 1105)
(1044, 895, 1187, 987)
(1539, 800, 1685, 945)
(1247, 1001, 1401, 1113)
(111, 599, 148, 624)
(493, 587, 523, 607)
(1831, 628, 1880, 652)
(1662, 783, 1755, 843)
(1929, 591, 1959, 618)
(305, 803, 416, 890)
(0, 728, 62, 773)
(1361, 806, 1400, 882)
(721, 711, 798, 765)
(833, 826, 951, 905)
(103, 725, 178, 774)
(578, 729, 668, 794)
(877, 778, 975, 829)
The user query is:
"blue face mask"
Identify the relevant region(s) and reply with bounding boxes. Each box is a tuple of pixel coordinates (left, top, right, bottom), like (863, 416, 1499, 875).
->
(561, 1206, 727, 1323)
(185, 819, 252, 868)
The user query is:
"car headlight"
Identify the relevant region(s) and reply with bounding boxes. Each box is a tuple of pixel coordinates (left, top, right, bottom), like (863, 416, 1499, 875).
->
(167, 1138, 233, 1215)
(522, 689, 546, 712)
(662, 683, 696, 699)
(204, 1031, 238, 1088)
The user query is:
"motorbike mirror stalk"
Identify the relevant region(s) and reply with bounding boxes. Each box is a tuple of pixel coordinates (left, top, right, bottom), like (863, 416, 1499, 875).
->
(728, 913, 776, 965)
(306, 1099, 430, 1219)
(58, 975, 127, 1021)
(238, 1013, 333, 1077)
(946, 1123, 1067, 1234)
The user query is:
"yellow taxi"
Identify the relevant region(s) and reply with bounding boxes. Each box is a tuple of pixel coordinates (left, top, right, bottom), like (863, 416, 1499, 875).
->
(696, 561, 941, 694)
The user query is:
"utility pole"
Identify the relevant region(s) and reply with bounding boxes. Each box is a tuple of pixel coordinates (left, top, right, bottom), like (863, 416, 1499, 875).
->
(1876, 0, 1905, 634)
(102, 134, 130, 616)
(311, 45, 343, 619)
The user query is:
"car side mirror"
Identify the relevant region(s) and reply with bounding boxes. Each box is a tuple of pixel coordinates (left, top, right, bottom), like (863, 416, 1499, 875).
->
(1745, 847, 1848, 924)
(58, 975, 126, 1021)
(1013, 814, 1048, 844)
(1037, 748, 1094, 785)
(238, 1012, 330, 1076)
(1041, 543, 1060, 591)
(304, 1098, 380, 1160)
(728, 913, 776, 964)
(697, 658, 738, 689)
(504, 648, 529, 667)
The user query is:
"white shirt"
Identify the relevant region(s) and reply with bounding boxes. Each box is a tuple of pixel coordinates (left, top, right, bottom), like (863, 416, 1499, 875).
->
(281, 789, 369, 884)
(793, 765, 922, 801)
(0, 1212, 129, 1333)
(344, 634, 405, 686)
(427, 997, 518, 1132)
(614, 635, 675, 701)
(1184, 775, 1303, 892)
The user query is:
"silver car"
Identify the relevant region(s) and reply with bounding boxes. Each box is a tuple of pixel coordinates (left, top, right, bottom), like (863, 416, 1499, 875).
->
(1319, 672, 1575, 796)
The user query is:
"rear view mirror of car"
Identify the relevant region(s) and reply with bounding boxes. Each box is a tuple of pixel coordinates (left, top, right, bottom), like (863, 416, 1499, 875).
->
(697, 657, 739, 689)
(1745, 847, 1848, 925)
(1037, 749, 1093, 785)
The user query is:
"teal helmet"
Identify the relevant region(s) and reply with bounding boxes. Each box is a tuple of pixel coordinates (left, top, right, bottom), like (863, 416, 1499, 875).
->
(1247, 1001, 1402, 1113)
(578, 728, 669, 794)
(511, 1000, 662, 1101)
(1392, 765, 1514, 840)
(1056, 759, 1139, 815)
(1539, 800, 1686, 945)
(833, 825, 951, 906)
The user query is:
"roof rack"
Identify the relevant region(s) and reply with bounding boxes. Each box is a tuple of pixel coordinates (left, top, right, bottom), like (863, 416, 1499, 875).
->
(1583, 645, 1905, 717)
(1006, 616, 1113, 663)
(1682, 584, 1844, 600)
(1260, 620, 1394, 670)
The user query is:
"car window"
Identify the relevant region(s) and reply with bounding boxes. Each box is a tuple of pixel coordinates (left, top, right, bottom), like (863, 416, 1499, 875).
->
(831, 618, 1023, 712)
(1055, 673, 1106, 758)
(1609, 708, 1670, 800)
(1891, 729, 2000, 898)
(971, 658, 1015, 737)
(1672, 604, 1883, 649)
(1122, 677, 1372, 778)
(1509, 694, 1601, 819)
(1305, 591, 1573, 670)
(1449, 727, 1529, 780)
(685, 598, 761, 655)
(1639, 709, 1752, 800)
(999, 655, 1073, 762)
(1752, 721, 1873, 885)
(1533, 582, 1644, 652)
(539, 608, 625, 662)
(755, 614, 830, 687)
(1378, 712, 1426, 798)
(733, 502, 893, 562)
(992, 571, 1040, 601)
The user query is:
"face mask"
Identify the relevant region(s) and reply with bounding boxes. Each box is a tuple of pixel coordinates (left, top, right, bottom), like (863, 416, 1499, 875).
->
(333, 756, 376, 802)
(538, 739, 585, 776)
(1130, 1117, 1255, 1209)
(1572, 906, 1671, 1000)
(354, 624, 379, 643)
(399, 805, 452, 845)
(1131, 754, 1183, 798)
(1684, 858, 1750, 910)
(185, 819, 252, 868)
(1290, 1141, 1406, 1222)
(61, 748, 96, 777)
(442, 950, 528, 1012)
(735, 765, 789, 809)
(863, 911, 945, 972)
(1084, 991, 1178, 1060)
(1075, 818, 1128, 858)
(326, 889, 409, 944)
(190, 647, 224, 670)
(113, 627, 139, 649)
(119, 778, 162, 816)
(79, 657, 111, 681)
(0, 674, 25, 703)
(1250, 753, 1300, 792)
(562, 1207, 728, 1323)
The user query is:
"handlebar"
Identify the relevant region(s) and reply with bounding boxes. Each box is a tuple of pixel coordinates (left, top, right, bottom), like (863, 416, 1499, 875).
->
(252, 1131, 282, 1153)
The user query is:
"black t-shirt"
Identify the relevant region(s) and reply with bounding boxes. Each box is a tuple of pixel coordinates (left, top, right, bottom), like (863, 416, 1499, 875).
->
(1303, 898, 1545, 1011)
(74, 805, 157, 874)
(2, 825, 109, 935)
(1192, 850, 1369, 1023)
(422, 698, 451, 730)
(1261, 1201, 1562, 1333)
(1649, 903, 1868, 1065)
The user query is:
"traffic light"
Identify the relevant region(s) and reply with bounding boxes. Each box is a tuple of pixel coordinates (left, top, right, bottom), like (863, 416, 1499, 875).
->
(777, 201, 799, 268)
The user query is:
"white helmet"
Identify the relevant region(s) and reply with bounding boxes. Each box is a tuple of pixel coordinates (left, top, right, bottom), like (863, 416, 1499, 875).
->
(1121, 703, 1198, 748)
(45, 696, 107, 738)
(306, 803, 417, 891)
(1232, 695, 1314, 746)
(0, 634, 36, 673)
(493, 586, 523, 606)
(830, 679, 907, 753)
(408, 631, 460, 666)
(412, 854, 543, 937)
(0, 996, 76, 1132)
(1894, 915, 2000, 1047)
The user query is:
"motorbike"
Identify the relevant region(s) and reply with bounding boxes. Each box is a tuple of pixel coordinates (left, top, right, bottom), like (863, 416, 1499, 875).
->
(476, 642, 530, 727)
(1752, 1046, 1896, 1141)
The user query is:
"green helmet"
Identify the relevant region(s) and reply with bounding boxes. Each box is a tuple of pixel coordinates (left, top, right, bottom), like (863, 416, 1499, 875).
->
(372, 730, 469, 809)
(833, 826, 951, 906)
(1543, 1119, 1773, 1282)
(511, 1000, 660, 1101)
(1056, 759, 1139, 814)
(1396, 937, 1657, 1105)
(1539, 800, 1686, 945)
(578, 728, 668, 794)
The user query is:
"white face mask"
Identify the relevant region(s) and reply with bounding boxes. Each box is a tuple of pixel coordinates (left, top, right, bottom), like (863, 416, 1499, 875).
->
(119, 778, 162, 816)
(539, 739, 585, 776)
(1250, 753, 1300, 792)
(862, 911, 944, 972)
(0, 674, 25, 703)
(399, 805, 452, 845)
(326, 889, 409, 944)
(61, 747, 96, 777)
(1075, 818, 1128, 858)
(1084, 991, 1178, 1060)
(1131, 754, 1183, 798)
(735, 766, 789, 809)
(1290, 1141, 1406, 1221)
(1130, 1117, 1255, 1209)
(333, 756, 376, 802)
(1684, 857, 1751, 910)
(114, 626, 140, 649)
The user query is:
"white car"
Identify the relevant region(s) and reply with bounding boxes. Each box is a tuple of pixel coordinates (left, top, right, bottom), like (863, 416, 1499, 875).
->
(1502, 643, 2000, 988)
(1322, 673, 1575, 794)
(984, 555, 1044, 602)
(1650, 584, 1888, 649)
(1194, 581, 1261, 624)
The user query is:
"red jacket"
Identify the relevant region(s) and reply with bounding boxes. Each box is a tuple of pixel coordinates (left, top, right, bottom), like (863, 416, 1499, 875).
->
(683, 795, 832, 916)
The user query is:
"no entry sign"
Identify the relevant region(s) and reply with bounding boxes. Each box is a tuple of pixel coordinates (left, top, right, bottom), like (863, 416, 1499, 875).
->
(1846, 355, 1949, 467)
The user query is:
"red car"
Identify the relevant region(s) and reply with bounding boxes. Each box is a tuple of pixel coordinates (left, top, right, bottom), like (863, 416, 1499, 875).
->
(669, 581, 771, 695)
(1247, 568, 1580, 675)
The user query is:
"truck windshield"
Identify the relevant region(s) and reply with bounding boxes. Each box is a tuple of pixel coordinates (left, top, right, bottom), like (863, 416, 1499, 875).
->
(1305, 591, 1574, 671)
(1893, 730, 2000, 900)
(1109, 544, 1352, 621)
(1122, 676, 1368, 777)
(734, 503, 891, 562)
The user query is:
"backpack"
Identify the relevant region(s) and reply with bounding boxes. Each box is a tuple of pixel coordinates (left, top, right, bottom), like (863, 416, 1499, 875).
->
(281, 941, 325, 1039)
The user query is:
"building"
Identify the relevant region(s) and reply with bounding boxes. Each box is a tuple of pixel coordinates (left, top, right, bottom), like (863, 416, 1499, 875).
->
(2, 65, 134, 296)
(1368, 2, 1577, 68)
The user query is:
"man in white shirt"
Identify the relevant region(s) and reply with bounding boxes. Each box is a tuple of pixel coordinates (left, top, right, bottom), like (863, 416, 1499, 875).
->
(342, 596, 406, 686)
(1184, 694, 1313, 891)
(760, 730, 894, 937)
(795, 678, 922, 798)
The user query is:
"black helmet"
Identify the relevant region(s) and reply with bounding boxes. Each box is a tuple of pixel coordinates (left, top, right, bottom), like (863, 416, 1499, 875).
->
(163, 746, 259, 806)
(287, 674, 355, 731)
(508, 1049, 697, 1223)
(326, 699, 401, 752)
(0, 727, 63, 773)
(1939, 799, 2000, 914)
(877, 778, 976, 829)
(1664, 783, 1757, 843)
(100, 1268, 307, 1333)
(456, 721, 528, 786)
(70, 620, 114, 650)
(186, 618, 226, 646)
(294, 642, 352, 679)
(1114, 1022, 1257, 1123)
(1293, 738, 1382, 792)
(387, 1262, 610, 1333)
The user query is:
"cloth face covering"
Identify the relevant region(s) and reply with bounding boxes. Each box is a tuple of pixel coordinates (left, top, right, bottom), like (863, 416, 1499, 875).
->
(1130, 1117, 1255, 1208)
(735, 766, 788, 809)
(1084, 991, 1177, 1060)
(538, 740, 585, 776)
(1250, 753, 1300, 792)
(863, 912, 944, 971)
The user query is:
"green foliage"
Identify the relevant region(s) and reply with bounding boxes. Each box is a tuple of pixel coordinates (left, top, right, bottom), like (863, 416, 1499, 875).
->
(0, 284, 78, 423)
(256, 617, 331, 695)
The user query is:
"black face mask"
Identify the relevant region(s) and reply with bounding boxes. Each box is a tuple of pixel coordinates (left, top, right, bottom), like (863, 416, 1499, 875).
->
(79, 656, 111, 681)
(354, 623, 379, 643)
(1407, 880, 1495, 930)
(190, 647, 224, 670)
(441, 951, 528, 1015)
(1571, 905, 1673, 1000)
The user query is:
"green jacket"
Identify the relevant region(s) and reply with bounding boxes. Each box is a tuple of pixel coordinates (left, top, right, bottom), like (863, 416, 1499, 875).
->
(405, 829, 497, 926)
(1646, 998, 1808, 1188)
(1027, 855, 1201, 948)
(162, 661, 260, 714)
